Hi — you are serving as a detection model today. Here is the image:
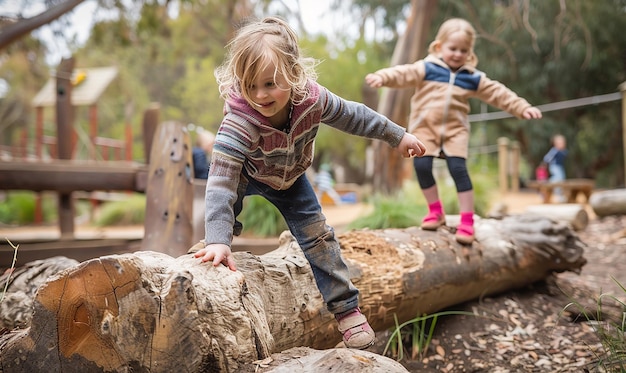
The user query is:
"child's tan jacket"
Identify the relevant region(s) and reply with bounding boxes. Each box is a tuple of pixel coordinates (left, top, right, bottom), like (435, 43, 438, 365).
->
(372, 54, 532, 158)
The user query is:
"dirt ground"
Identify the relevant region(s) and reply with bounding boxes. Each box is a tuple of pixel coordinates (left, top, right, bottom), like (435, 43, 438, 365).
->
(362, 192, 626, 373)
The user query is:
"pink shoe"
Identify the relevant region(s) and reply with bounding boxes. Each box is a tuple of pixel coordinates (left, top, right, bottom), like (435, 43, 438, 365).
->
(421, 212, 446, 230)
(336, 308, 375, 349)
(455, 223, 474, 244)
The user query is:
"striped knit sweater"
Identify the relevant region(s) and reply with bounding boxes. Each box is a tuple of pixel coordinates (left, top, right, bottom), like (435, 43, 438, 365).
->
(204, 80, 406, 245)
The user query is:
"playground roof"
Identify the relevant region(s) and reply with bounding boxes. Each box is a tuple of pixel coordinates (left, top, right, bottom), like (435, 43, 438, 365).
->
(32, 66, 118, 107)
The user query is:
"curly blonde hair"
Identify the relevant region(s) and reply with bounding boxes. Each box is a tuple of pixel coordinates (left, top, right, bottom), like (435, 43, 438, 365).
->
(214, 16, 318, 105)
(428, 18, 479, 67)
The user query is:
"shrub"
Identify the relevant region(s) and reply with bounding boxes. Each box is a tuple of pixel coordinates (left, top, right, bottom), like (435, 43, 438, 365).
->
(0, 191, 59, 225)
(93, 194, 146, 226)
(238, 196, 288, 237)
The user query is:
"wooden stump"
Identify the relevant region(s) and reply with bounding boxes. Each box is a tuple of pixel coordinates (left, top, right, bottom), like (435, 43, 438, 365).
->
(589, 188, 626, 217)
(525, 204, 589, 231)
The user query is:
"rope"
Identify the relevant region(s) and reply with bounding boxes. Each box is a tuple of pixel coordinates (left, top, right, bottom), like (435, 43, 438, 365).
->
(468, 92, 622, 122)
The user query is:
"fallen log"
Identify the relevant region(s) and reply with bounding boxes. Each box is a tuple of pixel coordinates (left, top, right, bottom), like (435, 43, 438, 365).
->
(0, 214, 586, 372)
(589, 188, 626, 217)
(524, 203, 589, 231)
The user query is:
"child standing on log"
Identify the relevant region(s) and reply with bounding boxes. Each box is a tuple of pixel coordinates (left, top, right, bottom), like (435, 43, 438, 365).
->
(365, 18, 542, 244)
(193, 16, 426, 349)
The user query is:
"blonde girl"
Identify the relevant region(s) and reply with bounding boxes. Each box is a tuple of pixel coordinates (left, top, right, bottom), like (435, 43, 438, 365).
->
(366, 18, 542, 244)
(193, 16, 426, 349)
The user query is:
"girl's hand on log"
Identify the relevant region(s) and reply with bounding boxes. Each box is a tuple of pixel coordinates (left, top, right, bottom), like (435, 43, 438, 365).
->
(194, 243, 237, 271)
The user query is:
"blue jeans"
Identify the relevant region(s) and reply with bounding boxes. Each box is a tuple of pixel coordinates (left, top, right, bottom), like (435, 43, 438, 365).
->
(549, 164, 566, 198)
(234, 172, 359, 315)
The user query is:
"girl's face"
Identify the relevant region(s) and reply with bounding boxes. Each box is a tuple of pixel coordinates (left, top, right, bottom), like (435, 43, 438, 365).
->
(247, 62, 292, 128)
(436, 31, 472, 71)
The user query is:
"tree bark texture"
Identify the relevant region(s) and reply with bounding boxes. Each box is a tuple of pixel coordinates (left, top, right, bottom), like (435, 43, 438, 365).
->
(0, 214, 586, 372)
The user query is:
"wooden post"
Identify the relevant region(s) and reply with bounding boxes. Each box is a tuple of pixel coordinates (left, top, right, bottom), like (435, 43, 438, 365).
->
(510, 141, 520, 192)
(19, 122, 28, 158)
(89, 104, 98, 160)
(141, 121, 194, 256)
(142, 103, 161, 165)
(125, 99, 134, 161)
(619, 82, 626, 180)
(34, 106, 44, 224)
(498, 137, 509, 194)
(56, 57, 76, 239)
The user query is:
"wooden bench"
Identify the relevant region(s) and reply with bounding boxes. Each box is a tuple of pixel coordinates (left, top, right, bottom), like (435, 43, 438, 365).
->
(526, 178, 595, 204)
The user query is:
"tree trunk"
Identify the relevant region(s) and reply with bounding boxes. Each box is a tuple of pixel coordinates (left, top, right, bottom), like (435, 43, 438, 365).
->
(589, 188, 626, 217)
(524, 204, 589, 231)
(0, 214, 586, 372)
(372, 0, 438, 193)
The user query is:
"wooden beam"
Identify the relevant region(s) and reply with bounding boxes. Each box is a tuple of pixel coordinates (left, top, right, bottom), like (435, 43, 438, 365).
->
(0, 160, 148, 193)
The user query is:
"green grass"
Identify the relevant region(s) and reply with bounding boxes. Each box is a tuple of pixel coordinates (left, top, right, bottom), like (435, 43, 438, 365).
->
(348, 172, 494, 231)
(347, 190, 425, 230)
(384, 310, 476, 361)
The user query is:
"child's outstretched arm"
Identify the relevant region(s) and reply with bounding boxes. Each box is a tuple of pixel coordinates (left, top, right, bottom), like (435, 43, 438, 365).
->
(523, 107, 542, 119)
(194, 243, 237, 271)
(397, 132, 426, 158)
(365, 73, 384, 88)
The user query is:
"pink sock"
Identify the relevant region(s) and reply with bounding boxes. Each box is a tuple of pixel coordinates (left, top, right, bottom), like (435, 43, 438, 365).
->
(460, 212, 474, 226)
(428, 200, 443, 215)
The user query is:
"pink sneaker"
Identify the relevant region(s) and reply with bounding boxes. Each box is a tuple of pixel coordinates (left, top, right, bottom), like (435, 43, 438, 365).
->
(455, 223, 474, 244)
(421, 212, 446, 230)
(336, 308, 375, 349)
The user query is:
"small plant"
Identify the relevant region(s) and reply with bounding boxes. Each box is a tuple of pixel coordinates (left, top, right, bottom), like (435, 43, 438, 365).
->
(384, 310, 476, 361)
(562, 277, 626, 372)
